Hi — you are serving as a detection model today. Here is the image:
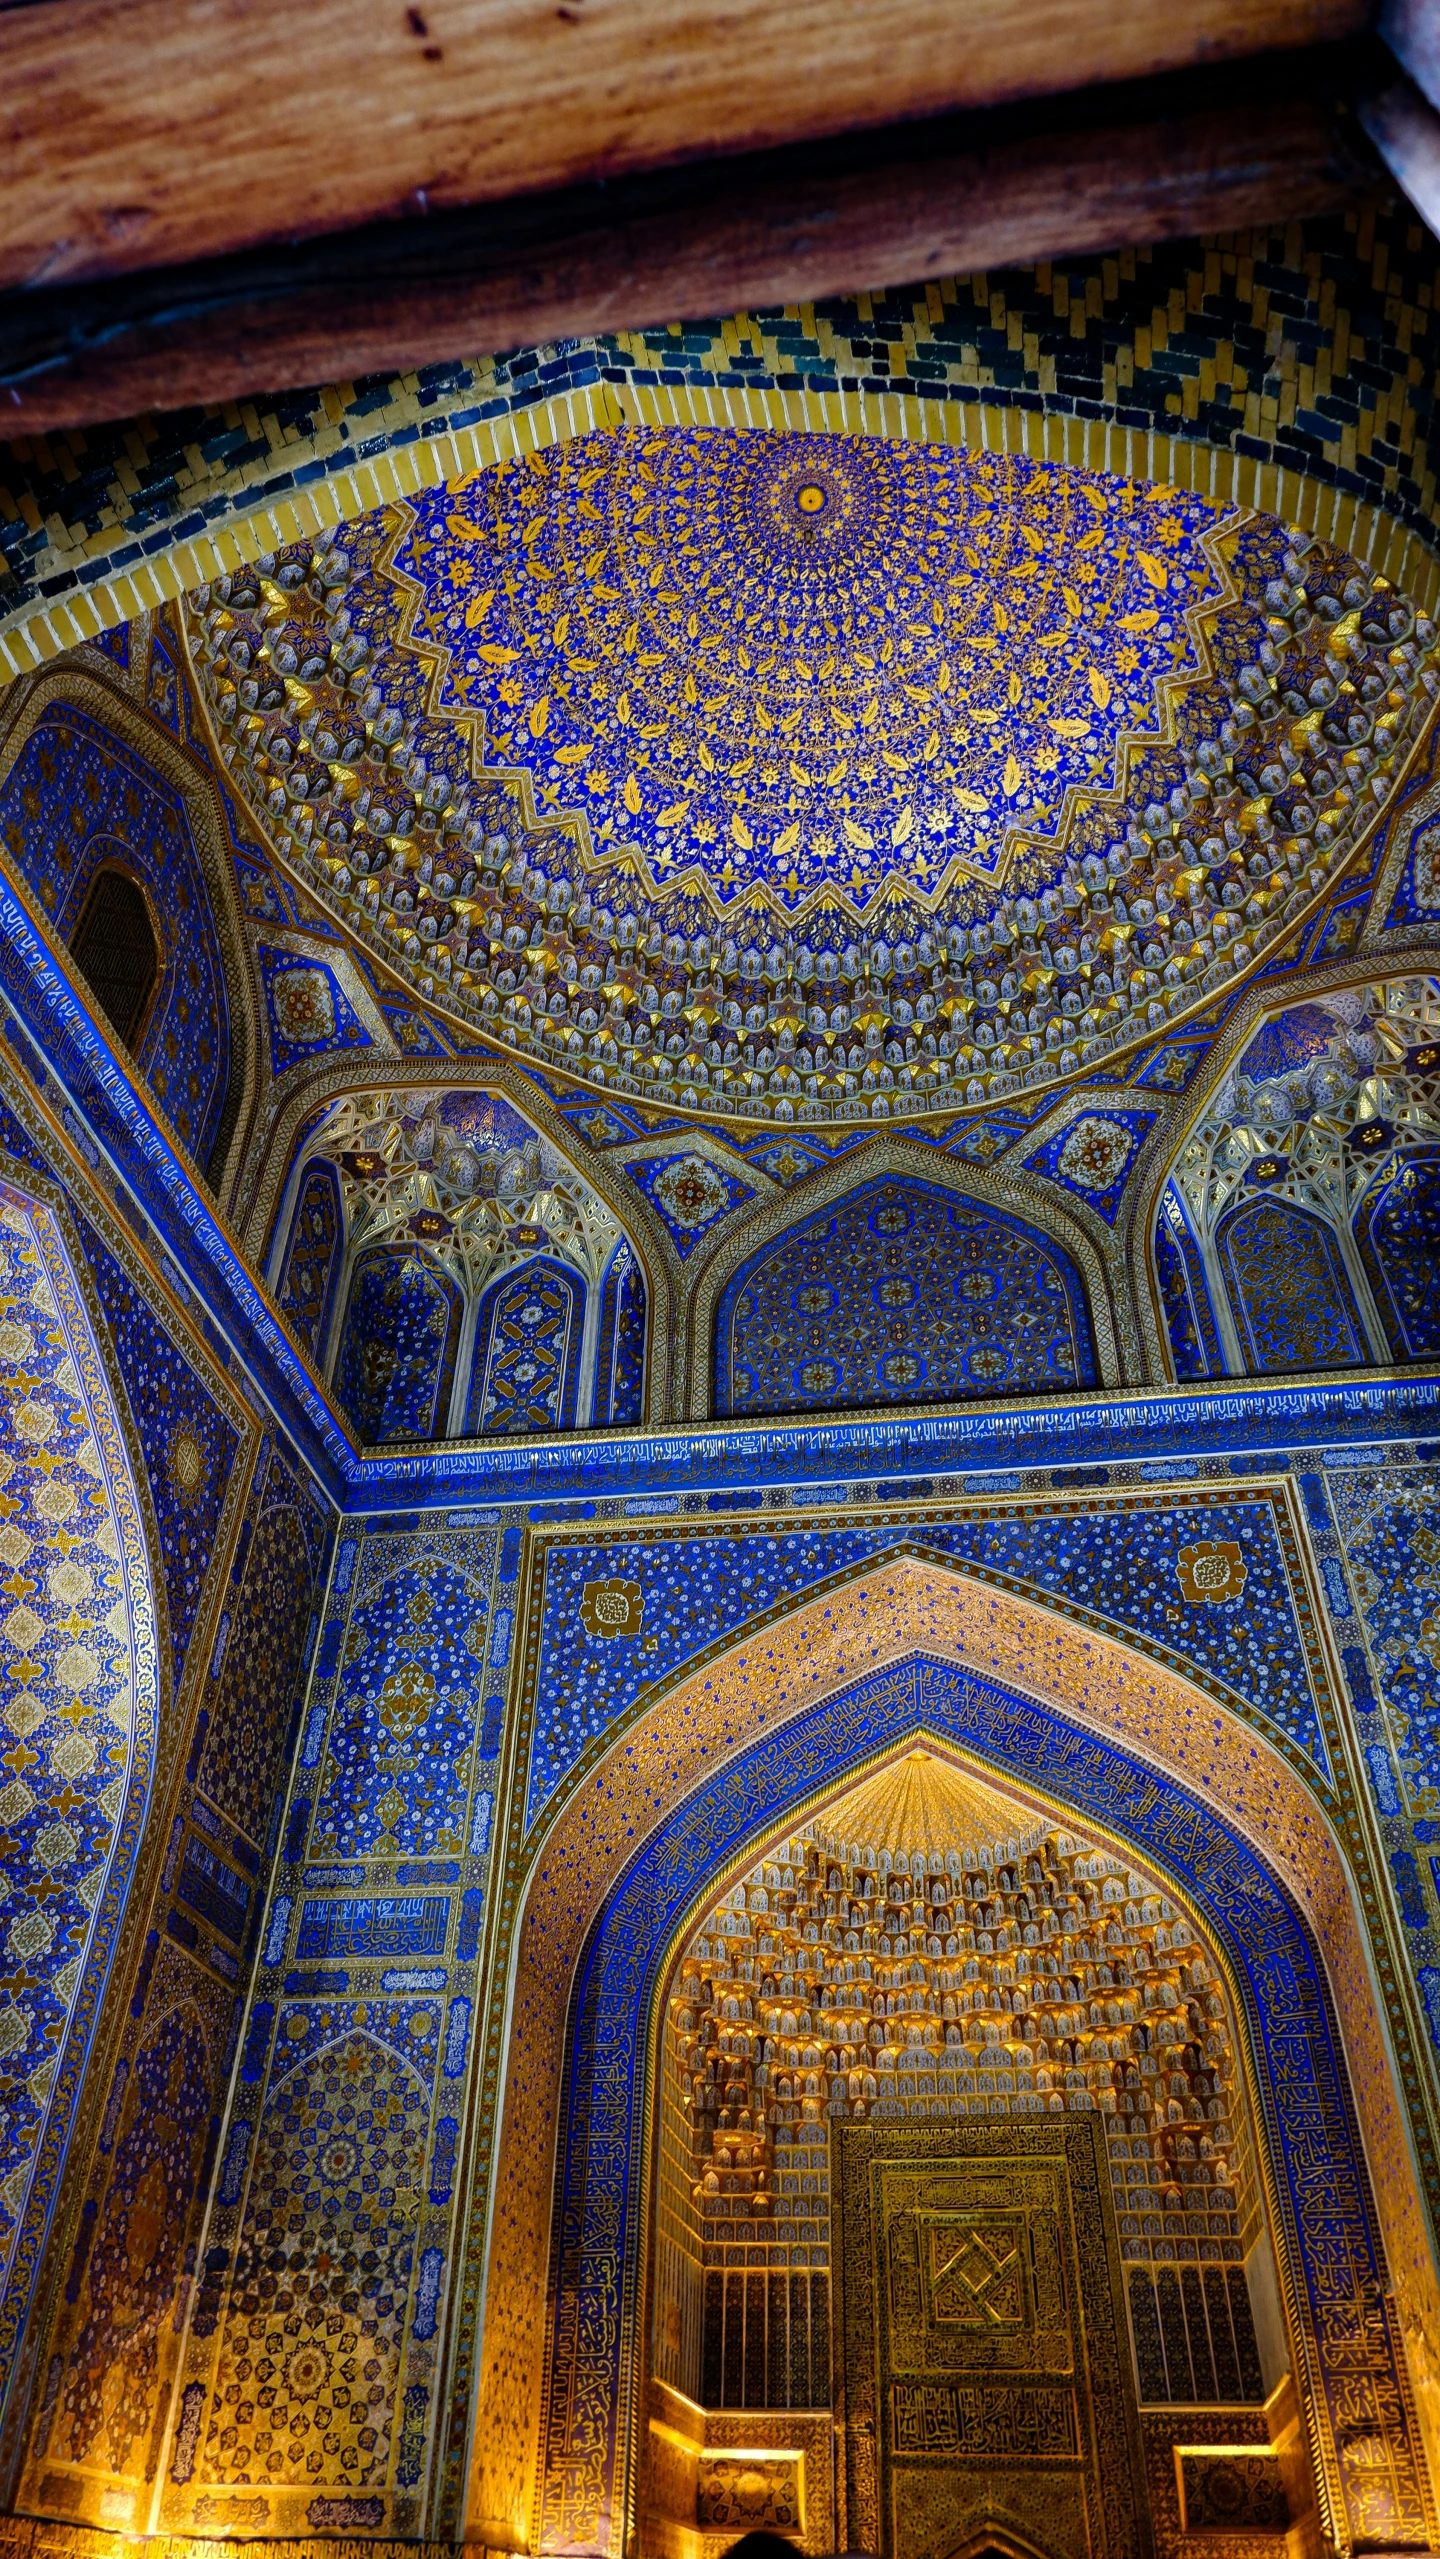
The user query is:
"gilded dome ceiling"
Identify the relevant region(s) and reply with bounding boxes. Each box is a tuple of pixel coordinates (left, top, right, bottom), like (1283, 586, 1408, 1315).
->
(184, 426, 1440, 1133)
(387, 428, 1224, 908)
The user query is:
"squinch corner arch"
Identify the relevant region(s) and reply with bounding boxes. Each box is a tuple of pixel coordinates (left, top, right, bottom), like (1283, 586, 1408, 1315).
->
(469, 1559, 1440, 2559)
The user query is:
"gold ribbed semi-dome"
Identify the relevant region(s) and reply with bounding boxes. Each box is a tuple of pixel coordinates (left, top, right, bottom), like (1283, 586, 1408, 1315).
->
(809, 1743, 1054, 1867)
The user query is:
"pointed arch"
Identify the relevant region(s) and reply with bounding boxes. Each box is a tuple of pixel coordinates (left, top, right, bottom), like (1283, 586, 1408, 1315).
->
(243, 1058, 674, 1426)
(594, 1239, 647, 1428)
(1356, 1144, 1440, 1361)
(464, 1254, 586, 1437)
(470, 1558, 1438, 2559)
(334, 1242, 463, 1445)
(0, 666, 264, 1199)
(712, 1171, 1098, 1419)
(275, 1157, 345, 1365)
(1216, 1195, 1369, 1377)
(688, 1134, 1124, 1417)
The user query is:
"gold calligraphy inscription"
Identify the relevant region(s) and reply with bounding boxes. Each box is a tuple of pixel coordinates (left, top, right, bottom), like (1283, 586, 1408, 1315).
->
(1175, 1538, 1248, 1606)
(579, 1577, 645, 1640)
(892, 2380, 1078, 2459)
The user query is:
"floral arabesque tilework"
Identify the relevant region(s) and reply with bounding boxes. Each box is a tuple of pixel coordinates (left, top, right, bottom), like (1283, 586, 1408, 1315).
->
(75, 1211, 237, 1684)
(0, 1186, 159, 2415)
(523, 1494, 1326, 1825)
(1022, 1107, 1159, 1224)
(1322, 1464, 1440, 1812)
(313, 1560, 491, 1858)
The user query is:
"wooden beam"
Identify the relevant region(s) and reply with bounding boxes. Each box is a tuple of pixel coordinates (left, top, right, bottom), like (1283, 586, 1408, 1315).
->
(0, 53, 1372, 432)
(0, 0, 1367, 293)
(1361, 74, 1440, 233)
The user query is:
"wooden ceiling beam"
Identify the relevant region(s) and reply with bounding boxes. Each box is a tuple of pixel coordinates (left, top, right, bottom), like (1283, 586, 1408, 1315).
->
(0, 49, 1376, 433)
(0, 0, 1367, 293)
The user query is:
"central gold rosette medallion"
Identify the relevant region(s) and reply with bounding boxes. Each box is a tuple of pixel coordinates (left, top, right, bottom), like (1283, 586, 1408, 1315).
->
(387, 426, 1223, 918)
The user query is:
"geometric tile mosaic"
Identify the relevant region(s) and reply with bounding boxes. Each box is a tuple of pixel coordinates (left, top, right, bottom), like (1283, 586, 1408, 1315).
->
(197, 1450, 330, 1849)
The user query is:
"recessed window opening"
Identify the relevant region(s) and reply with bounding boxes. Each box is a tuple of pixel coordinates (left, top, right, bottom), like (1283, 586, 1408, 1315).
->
(69, 866, 160, 1052)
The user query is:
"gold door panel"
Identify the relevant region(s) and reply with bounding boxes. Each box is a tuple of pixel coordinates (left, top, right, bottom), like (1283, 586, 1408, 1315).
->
(832, 2116, 1151, 2559)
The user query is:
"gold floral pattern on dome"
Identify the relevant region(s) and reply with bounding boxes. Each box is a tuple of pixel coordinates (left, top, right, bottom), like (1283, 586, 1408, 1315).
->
(182, 435, 1440, 1132)
(385, 430, 1227, 909)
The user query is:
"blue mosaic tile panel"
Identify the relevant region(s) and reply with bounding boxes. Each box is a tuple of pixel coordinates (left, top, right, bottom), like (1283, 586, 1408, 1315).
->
(257, 945, 374, 1076)
(465, 1258, 584, 1436)
(714, 1175, 1096, 1417)
(594, 1243, 646, 1428)
(176, 1838, 250, 1944)
(1356, 1149, 1440, 1362)
(1022, 1108, 1158, 1226)
(75, 1211, 237, 1682)
(625, 1151, 755, 1257)
(88, 625, 130, 672)
(523, 1495, 1325, 1824)
(196, 1453, 329, 1849)
(0, 702, 231, 1163)
(335, 1248, 462, 1445)
(1155, 1189, 1222, 1383)
(313, 1556, 492, 1858)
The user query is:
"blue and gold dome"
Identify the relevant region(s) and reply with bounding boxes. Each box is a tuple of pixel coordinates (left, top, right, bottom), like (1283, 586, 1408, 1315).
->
(186, 426, 1438, 1130)
(388, 428, 1222, 907)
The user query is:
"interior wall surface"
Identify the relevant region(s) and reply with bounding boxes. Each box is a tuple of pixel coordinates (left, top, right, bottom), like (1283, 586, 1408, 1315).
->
(8, 199, 1440, 2559)
(21, 1449, 1427, 2559)
(1, 951, 1440, 2557)
(0, 1039, 336, 2522)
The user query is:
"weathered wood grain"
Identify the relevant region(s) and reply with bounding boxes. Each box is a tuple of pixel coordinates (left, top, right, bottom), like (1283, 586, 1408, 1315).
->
(0, 0, 1367, 292)
(0, 61, 1368, 431)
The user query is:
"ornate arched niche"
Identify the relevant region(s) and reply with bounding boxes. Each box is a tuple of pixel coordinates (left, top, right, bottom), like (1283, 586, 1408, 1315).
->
(261, 1076, 661, 1437)
(690, 1142, 1123, 1419)
(0, 666, 262, 1197)
(470, 1561, 1440, 2559)
(648, 1747, 1286, 2559)
(1141, 966, 1440, 1383)
(711, 1173, 1099, 1422)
